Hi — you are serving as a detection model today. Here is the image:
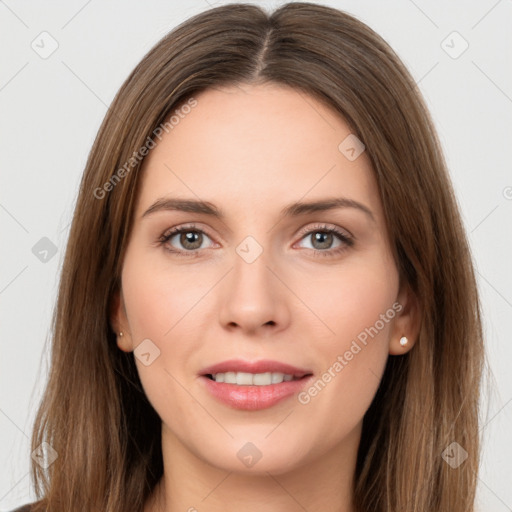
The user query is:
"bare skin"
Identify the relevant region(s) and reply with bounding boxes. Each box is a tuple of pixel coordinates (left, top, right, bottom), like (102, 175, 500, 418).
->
(111, 83, 420, 512)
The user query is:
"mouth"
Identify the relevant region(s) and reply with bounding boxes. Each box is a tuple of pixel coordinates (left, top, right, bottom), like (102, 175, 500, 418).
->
(204, 371, 308, 385)
(199, 359, 314, 410)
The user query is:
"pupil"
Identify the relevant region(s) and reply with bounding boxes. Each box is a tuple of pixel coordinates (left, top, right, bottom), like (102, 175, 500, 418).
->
(177, 231, 333, 251)
(313, 231, 332, 250)
(181, 231, 202, 249)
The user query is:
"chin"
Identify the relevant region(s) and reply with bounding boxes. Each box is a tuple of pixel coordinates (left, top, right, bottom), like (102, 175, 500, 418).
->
(194, 435, 312, 476)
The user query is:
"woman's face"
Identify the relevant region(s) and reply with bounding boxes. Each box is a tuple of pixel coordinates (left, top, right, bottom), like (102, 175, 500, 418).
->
(112, 83, 417, 475)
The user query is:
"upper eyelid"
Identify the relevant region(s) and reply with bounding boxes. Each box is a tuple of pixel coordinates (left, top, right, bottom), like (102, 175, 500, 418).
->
(163, 222, 211, 235)
(162, 224, 217, 245)
(296, 222, 353, 239)
(162, 223, 352, 248)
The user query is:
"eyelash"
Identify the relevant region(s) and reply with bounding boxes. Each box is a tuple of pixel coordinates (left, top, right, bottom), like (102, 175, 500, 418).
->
(157, 223, 354, 258)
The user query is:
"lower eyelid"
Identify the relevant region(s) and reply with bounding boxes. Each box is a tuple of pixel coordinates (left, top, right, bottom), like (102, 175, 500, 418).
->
(159, 226, 352, 255)
(164, 229, 215, 249)
(296, 228, 352, 244)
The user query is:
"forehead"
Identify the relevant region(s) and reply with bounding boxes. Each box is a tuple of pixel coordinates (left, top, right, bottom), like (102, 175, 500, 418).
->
(135, 83, 380, 220)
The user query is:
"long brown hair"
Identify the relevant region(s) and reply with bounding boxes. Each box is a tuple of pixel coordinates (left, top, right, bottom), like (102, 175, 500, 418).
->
(29, 3, 485, 511)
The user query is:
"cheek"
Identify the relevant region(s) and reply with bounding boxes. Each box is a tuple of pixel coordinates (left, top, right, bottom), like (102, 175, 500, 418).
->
(301, 251, 399, 345)
(120, 249, 218, 407)
(120, 260, 197, 430)
(291, 253, 398, 435)
(121, 247, 216, 341)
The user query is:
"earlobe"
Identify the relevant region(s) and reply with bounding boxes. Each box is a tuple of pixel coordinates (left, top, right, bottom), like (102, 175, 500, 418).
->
(390, 334, 413, 355)
(109, 288, 133, 352)
(389, 283, 421, 355)
(116, 330, 133, 353)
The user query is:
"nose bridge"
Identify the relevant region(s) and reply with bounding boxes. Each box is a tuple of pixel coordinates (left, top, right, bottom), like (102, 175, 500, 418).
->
(218, 234, 289, 332)
(233, 239, 272, 294)
(231, 237, 276, 307)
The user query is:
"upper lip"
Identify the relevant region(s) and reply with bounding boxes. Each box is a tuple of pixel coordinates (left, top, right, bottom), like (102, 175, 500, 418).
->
(200, 359, 313, 378)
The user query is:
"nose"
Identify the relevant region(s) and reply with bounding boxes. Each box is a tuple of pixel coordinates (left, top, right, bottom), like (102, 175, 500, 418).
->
(218, 246, 291, 336)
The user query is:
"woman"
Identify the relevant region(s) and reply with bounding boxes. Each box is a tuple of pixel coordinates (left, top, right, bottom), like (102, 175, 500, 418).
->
(15, 2, 484, 511)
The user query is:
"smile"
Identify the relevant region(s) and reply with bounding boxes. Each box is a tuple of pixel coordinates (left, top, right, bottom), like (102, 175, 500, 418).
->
(207, 371, 301, 385)
(199, 359, 313, 410)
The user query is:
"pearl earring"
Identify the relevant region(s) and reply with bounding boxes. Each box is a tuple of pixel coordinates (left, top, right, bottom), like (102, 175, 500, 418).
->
(119, 331, 124, 337)
(399, 336, 408, 347)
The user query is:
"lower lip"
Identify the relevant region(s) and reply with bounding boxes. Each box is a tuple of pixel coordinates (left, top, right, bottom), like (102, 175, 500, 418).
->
(200, 375, 313, 410)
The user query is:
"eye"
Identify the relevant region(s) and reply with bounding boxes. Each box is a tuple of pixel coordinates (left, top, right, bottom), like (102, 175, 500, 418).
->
(158, 224, 215, 256)
(158, 222, 354, 258)
(295, 223, 353, 256)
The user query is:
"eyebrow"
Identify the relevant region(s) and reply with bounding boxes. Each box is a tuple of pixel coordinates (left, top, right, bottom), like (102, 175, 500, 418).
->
(141, 197, 375, 223)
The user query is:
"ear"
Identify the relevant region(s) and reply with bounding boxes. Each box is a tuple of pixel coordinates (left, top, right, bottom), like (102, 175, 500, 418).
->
(389, 281, 421, 355)
(109, 287, 133, 353)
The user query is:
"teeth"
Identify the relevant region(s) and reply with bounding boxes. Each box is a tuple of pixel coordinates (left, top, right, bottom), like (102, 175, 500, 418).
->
(253, 372, 272, 385)
(271, 372, 283, 384)
(236, 372, 254, 385)
(224, 372, 236, 384)
(212, 371, 296, 385)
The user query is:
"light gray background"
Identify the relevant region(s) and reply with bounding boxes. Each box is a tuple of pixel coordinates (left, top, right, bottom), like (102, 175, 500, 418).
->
(1, 0, 511, 510)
